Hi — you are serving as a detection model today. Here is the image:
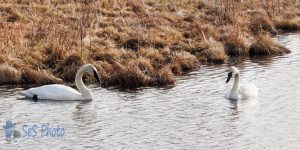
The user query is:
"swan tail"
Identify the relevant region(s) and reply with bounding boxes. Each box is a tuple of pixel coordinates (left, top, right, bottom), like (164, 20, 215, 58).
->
(20, 91, 34, 98)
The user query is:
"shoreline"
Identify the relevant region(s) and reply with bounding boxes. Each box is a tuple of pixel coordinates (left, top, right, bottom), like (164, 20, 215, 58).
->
(0, 0, 299, 88)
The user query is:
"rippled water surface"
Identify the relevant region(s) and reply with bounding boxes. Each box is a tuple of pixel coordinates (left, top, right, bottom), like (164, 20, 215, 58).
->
(0, 33, 300, 150)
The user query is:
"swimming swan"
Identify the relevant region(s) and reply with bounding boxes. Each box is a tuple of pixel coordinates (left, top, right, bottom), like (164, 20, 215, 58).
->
(225, 66, 258, 100)
(20, 64, 100, 101)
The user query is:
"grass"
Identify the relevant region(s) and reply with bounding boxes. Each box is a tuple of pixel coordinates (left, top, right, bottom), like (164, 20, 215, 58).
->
(249, 34, 291, 56)
(21, 67, 63, 85)
(7, 8, 23, 22)
(0, 64, 21, 85)
(54, 54, 84, 82)
(190, 38, 227, 64)
(0, 0, 299, 88)
(275, 17, 300, 31)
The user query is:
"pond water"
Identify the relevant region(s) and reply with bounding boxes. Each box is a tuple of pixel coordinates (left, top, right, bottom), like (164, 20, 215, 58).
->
(0, 33, 300, 150)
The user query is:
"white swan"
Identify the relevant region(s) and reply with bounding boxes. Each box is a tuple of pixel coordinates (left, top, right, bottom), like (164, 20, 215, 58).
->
(225, 66, 258, 100)
(20, 64, 100, 101)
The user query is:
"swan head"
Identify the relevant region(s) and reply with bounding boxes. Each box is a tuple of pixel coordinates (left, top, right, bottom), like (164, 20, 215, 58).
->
(226, 66, 239, 83)
(85, 64, 101, 84)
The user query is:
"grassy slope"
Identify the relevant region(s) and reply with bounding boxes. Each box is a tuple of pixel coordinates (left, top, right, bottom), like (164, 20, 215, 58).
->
(0, 0, 299, 88)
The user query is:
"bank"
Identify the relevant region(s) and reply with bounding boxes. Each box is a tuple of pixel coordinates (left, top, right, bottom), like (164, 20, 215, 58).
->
(0, 0, 299, 88)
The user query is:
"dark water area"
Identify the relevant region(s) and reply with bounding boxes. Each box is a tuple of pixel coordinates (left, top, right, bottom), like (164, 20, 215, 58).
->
(0, 33, 299, 149)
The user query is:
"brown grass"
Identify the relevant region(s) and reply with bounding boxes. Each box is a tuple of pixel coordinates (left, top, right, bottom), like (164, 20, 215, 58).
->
(0, 0, 299, 87)
(7, 8, 23, 22)
(43, 42, 67, 68)
(156, 65, 175, 85)
(275, 17, 300, 31)
(21, 67, 63, 84)
(223, 32, 250, 56)
(138, 48, 165, 65)
(247, 11, 276, 34)
(0, 64, 21, 84)
(249, 34, 290, 56)
(193, 39, 227, 64)
(103, 60, 150, 88)
(93, 57, 175, 88)
(171, 51, 199, 75)
(54, 54, 84, 82)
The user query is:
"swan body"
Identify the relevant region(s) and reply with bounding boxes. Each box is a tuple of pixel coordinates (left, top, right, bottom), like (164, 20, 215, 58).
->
(225, 66, 258, 100)
(20, 64, 100, 101)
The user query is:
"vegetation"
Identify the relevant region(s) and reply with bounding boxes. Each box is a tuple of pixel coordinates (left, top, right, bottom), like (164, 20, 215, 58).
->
(0, 0, 299, 87)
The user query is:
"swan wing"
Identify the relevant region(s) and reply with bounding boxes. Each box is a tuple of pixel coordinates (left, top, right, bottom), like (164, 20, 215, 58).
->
(21, 84, 83, 100)
(239, 83, 258, 99)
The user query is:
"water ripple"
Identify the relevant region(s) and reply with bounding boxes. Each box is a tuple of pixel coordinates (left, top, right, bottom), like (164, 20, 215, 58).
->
(0, 33, 300, 149)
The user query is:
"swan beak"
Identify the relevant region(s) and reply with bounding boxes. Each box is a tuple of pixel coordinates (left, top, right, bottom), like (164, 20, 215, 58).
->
(226, 72, 232, 83)
(93, 70, 101, 85)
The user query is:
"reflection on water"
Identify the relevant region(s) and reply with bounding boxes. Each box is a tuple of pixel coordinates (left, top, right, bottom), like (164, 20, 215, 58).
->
(0, 33, 300, 149)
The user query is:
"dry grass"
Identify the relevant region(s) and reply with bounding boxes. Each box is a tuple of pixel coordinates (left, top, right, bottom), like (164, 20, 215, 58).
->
(275, 17, 300, 31)
(155, 65, 175, 85)
(193, 39, 227, 64)
(6, 8, 23, 22)
(0, 0, 299, 87)
(54, 54, 84, 82)
(247, 11, 276, 34)
(171, 51, 199, 75)
(0, 64, 21, 84)
(43, 42, 67, 68)
(223, 32, 250, 56)
(21, 67, 63, 85)
(94, 57, 175, 88)
(249, 34, 290, 56)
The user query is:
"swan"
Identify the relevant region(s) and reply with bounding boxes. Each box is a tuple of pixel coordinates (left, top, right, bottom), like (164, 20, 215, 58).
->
(20, 64, 100, 101)
(225, 66, 258, 100)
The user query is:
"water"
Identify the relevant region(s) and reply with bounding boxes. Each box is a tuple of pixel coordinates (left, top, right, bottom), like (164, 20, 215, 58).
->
(0, 33, 300, 150)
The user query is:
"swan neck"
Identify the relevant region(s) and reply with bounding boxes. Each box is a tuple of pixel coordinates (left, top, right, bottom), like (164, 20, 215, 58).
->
(233, 72, 240, 91)
(75, 67, 92, 99)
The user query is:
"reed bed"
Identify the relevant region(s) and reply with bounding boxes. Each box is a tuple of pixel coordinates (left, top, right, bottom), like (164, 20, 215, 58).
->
(0, 0, 299, 87)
